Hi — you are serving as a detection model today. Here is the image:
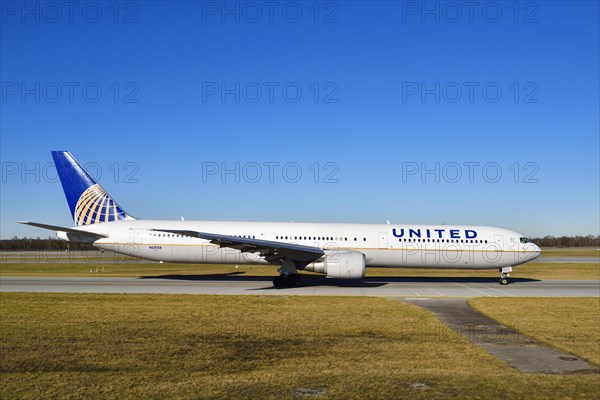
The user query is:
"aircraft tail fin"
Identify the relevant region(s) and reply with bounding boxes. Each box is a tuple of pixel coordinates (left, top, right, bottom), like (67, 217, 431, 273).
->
(51, 151, 135, 225)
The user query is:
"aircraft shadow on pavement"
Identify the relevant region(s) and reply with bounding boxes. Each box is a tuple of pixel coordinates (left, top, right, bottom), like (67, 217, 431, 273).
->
(139, 273, 540, 288)
(366, 276, 541, 284)
(138, 272, 386, 288)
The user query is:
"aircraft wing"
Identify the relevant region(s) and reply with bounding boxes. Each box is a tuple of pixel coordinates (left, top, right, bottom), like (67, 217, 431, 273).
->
(153, 229, 324, 264)
(19, 221, 109, 239)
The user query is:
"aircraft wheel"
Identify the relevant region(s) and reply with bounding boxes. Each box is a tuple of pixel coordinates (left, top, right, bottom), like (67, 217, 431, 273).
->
(273, 273, 300, 288)
(273, 275, 286, 288)
(283, 274, 299, 288)
(499, 277, 509, 285)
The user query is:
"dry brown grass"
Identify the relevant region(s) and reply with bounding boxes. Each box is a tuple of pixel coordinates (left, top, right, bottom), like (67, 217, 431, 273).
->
(538, 247, 599, 257)
(1, 293, 599, 399)
(1, 261, 598, 281)
(469, 297, 600, 365)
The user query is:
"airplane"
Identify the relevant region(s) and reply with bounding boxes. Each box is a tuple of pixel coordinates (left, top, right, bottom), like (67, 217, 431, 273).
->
(21, 151, 541, 287)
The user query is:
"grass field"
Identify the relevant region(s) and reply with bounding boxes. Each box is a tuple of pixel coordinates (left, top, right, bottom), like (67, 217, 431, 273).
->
(1, 293, 598, 399)
(1, 247, 598, 282)
(1, 261, 598, 281)
(537, 247, 600, 257)
(469, 297, 600, 365)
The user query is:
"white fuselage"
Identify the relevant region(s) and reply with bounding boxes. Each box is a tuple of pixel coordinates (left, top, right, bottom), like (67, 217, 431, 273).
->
(64, 220, 541, 270)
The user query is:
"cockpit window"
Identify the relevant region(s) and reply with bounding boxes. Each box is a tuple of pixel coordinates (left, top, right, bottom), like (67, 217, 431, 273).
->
(520, 237, 532, 243)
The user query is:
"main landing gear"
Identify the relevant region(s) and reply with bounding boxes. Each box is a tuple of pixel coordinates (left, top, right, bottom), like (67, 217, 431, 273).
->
(273, 259, 301, 288)
(273, 273, 301, 288)
(499, 266, 513, 285)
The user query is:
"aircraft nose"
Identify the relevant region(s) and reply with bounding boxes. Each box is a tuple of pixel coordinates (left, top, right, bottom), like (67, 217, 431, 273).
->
(531, 244, 542, 260)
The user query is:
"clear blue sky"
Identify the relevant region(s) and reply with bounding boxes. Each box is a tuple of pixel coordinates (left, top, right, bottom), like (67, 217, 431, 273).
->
(1, 1, 598, 239)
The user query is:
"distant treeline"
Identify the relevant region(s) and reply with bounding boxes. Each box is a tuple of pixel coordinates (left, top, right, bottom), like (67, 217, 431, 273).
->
(0, 238, 95, 251)
(530, 235, 599, 248)
(1, 235, 599, 251)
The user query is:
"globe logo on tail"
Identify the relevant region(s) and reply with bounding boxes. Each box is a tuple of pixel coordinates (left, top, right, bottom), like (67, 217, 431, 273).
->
(74, 184, 132, 225)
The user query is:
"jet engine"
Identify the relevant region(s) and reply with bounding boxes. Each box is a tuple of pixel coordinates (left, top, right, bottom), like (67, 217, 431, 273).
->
(304, 250, 366, 279)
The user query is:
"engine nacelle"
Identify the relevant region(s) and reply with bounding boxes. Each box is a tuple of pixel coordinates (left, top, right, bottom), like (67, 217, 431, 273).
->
(304, 250, 366, 279)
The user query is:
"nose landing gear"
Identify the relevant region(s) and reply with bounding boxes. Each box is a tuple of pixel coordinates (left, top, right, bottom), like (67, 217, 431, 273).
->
(499, 266, 513, 285)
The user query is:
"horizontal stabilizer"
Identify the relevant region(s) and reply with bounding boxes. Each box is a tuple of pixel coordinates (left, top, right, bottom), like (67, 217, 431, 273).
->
(19, 221, 108, 239)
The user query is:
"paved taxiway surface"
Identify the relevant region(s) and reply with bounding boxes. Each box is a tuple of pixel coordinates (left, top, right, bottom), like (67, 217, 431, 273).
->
(401, 298, 596, 373)
(531, 257, 599, 263)
(1, 276, 598, 297)
(3, 257, 598, 264)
